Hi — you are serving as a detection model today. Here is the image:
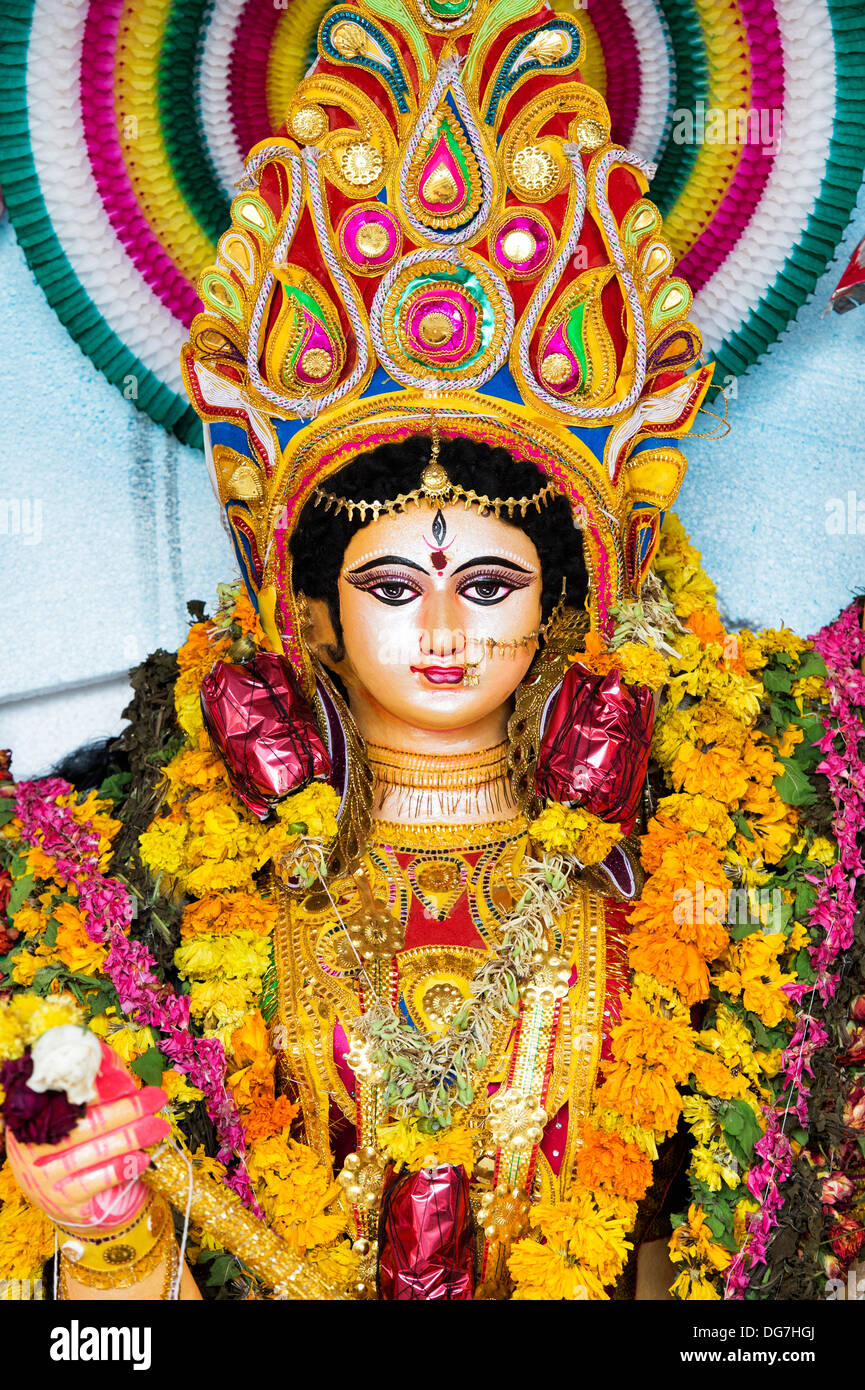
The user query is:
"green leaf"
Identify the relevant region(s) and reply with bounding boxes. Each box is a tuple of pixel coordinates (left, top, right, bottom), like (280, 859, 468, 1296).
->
(722, 1099, 763, 1167)
(794, 651, 826, 681)
(130, 1045, 170, 1087)
(97, 771, 132, 805)
(732, 813, 754, 842)
(0, 799, 16, 828)
(774, 759, 816, 808)
(8, 874, 34, 916)
(32, 964, 63, 995)
(43, 917, 59, 948)
(795, 881, 817, 917)
(794, 948, 816, 984)
(762, 666, 793, 694)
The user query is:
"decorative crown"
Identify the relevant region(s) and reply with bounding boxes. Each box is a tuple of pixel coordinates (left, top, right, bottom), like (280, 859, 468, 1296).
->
(181, 0, 714, 668)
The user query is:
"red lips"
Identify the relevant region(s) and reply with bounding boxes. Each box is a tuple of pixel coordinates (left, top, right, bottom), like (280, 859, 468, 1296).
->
(410, 665, 465, 686)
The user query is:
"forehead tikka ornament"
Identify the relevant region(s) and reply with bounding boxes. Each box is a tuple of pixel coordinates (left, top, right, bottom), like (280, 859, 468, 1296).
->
(312, 420, 557, 524)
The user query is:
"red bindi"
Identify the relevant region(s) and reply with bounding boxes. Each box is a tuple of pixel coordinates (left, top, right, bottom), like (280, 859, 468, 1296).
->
(429, 550, 448, 572)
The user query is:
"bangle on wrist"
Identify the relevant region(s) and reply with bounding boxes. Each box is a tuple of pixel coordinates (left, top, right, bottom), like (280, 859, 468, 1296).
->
(57, 1195, 172, 1286)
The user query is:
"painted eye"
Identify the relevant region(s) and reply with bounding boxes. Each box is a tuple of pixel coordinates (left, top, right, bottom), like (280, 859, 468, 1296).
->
(459, 579, 513, 604)
(369, 580, 420, 605)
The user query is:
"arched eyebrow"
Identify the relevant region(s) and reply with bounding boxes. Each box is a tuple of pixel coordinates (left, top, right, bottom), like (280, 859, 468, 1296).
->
(451, 555, 535, 575)
(345, 555, 429, 575)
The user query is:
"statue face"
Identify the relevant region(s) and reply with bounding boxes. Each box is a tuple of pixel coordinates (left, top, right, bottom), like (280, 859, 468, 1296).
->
(332, 503, 543, 733)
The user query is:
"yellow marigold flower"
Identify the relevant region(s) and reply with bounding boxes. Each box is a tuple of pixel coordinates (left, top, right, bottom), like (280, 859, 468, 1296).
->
(11, 904, 48, 938)
(275, 783, 341, 841)
(698, 1006, 763, 1081)
(735, 630, 767, 673)
(689, 700, 749, 753)
(534, 1192, 633, 1286)
(175, 930, 271, 982)
(651, 706, 695, 770)
(247, 1134, 349, 1251)
(808, 836, 837, 866)
(25, 847, 57, 881)
(609, 993, 696, 1081)
(791, 675, 828, 706)
(774, 724, 805, 758)
(90, 1014, 155, 1064)
(669, 1204, 731, 1272)
(0, 1177, 54, 1282)
(706, 670, 763, 726)
(691, 1145, 724, 1192)
(671, 1268, 721, 1300)
(0, 1010, 25, 1061)
(655, 793, 734, 849)
(759, 627, 810, 659)
(160, 1070, 204, 1105)
(681, 1095, 720, 1147)
(189, 977, 259, 1030)
(184, 857, 258, 897)
(377, 1118, 475, 1174)
(52, 901, 108, 975)
(139, 819, 188, 878)
(175, 691, 205, 738)
(528, 803, 622, 865)
(591, 1108, 660, 1159)
(508, 1241, 607, 1301)
(20, 994, 82, 1044)
(690, 1049, 748, 1101)
(181, 892, 278, 938)
(307, 1240, 360, 1294)
(10, 951, 41, 987)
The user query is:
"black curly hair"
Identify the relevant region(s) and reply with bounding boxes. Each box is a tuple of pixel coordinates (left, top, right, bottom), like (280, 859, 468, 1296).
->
(289, 434, 589, 656)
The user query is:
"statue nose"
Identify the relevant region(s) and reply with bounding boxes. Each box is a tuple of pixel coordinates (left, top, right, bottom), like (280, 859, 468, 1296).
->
(418, 590, 464, 658)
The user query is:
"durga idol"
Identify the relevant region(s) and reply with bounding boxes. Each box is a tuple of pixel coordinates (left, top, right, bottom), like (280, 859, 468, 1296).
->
(8, 0, 719, 1300)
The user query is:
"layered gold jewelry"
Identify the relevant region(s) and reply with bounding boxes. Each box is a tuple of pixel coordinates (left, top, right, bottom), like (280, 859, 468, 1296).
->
(57, 1195, 173, 1291)
(366, 740, 509, 791)
(366, 740, 517, 820)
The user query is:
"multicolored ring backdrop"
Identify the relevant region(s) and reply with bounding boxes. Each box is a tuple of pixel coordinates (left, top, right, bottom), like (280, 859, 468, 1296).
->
(1, 0, 863, 447)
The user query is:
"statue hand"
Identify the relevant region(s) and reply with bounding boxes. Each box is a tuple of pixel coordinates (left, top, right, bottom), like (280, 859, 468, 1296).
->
(6, 1041, 169, 1233)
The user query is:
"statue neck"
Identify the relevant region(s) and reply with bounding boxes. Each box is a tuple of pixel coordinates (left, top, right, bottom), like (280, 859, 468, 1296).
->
(365, 740, 520, 825)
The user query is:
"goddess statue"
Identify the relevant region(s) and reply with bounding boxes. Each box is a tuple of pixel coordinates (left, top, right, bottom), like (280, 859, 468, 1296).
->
(5, 0, 724, 1300)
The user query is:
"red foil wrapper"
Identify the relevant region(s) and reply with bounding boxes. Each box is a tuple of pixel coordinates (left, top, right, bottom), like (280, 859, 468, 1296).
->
(200, 652, 331, 820)
(535, 662, 655, 837)
(378, 1163, 475, 1301)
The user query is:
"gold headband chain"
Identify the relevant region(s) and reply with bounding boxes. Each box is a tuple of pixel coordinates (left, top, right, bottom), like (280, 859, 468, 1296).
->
(311, 421, 557, 524)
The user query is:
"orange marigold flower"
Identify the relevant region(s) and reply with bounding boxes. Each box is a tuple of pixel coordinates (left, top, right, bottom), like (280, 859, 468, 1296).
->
(608, 993, 696, 1082)
(596, 1059, 682, 1137)
(575, 1126, 653, 1202)
(687, 609, 727, 648)
(181, 892, 278, 938)
(671, 742, 749, 804)
(628, 934, 710, 1006)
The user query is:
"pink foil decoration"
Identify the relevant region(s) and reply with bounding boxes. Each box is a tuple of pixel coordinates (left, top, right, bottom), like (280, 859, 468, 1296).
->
(535, 661, 655, 836)
(199, 652, 331, 820)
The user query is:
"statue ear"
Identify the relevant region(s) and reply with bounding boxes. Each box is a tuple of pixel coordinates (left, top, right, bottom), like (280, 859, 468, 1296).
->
(301, 593, 359, 690)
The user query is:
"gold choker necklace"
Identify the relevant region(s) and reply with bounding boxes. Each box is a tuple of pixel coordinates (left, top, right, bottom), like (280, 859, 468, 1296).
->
(365, 741, 515, 821)
(366, 741, 510, 791)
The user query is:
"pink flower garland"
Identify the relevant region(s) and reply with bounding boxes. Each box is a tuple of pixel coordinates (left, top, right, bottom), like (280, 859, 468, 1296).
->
(725, 602, 865, 1296)
(11, 778, 260, 1213)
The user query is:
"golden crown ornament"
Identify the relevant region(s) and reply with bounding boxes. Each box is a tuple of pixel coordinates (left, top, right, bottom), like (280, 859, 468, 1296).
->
(181, 0, 714, 679)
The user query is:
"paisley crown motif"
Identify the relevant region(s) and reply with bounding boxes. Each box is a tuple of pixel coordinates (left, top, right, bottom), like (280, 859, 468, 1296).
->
(181, 0, 714, 666)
